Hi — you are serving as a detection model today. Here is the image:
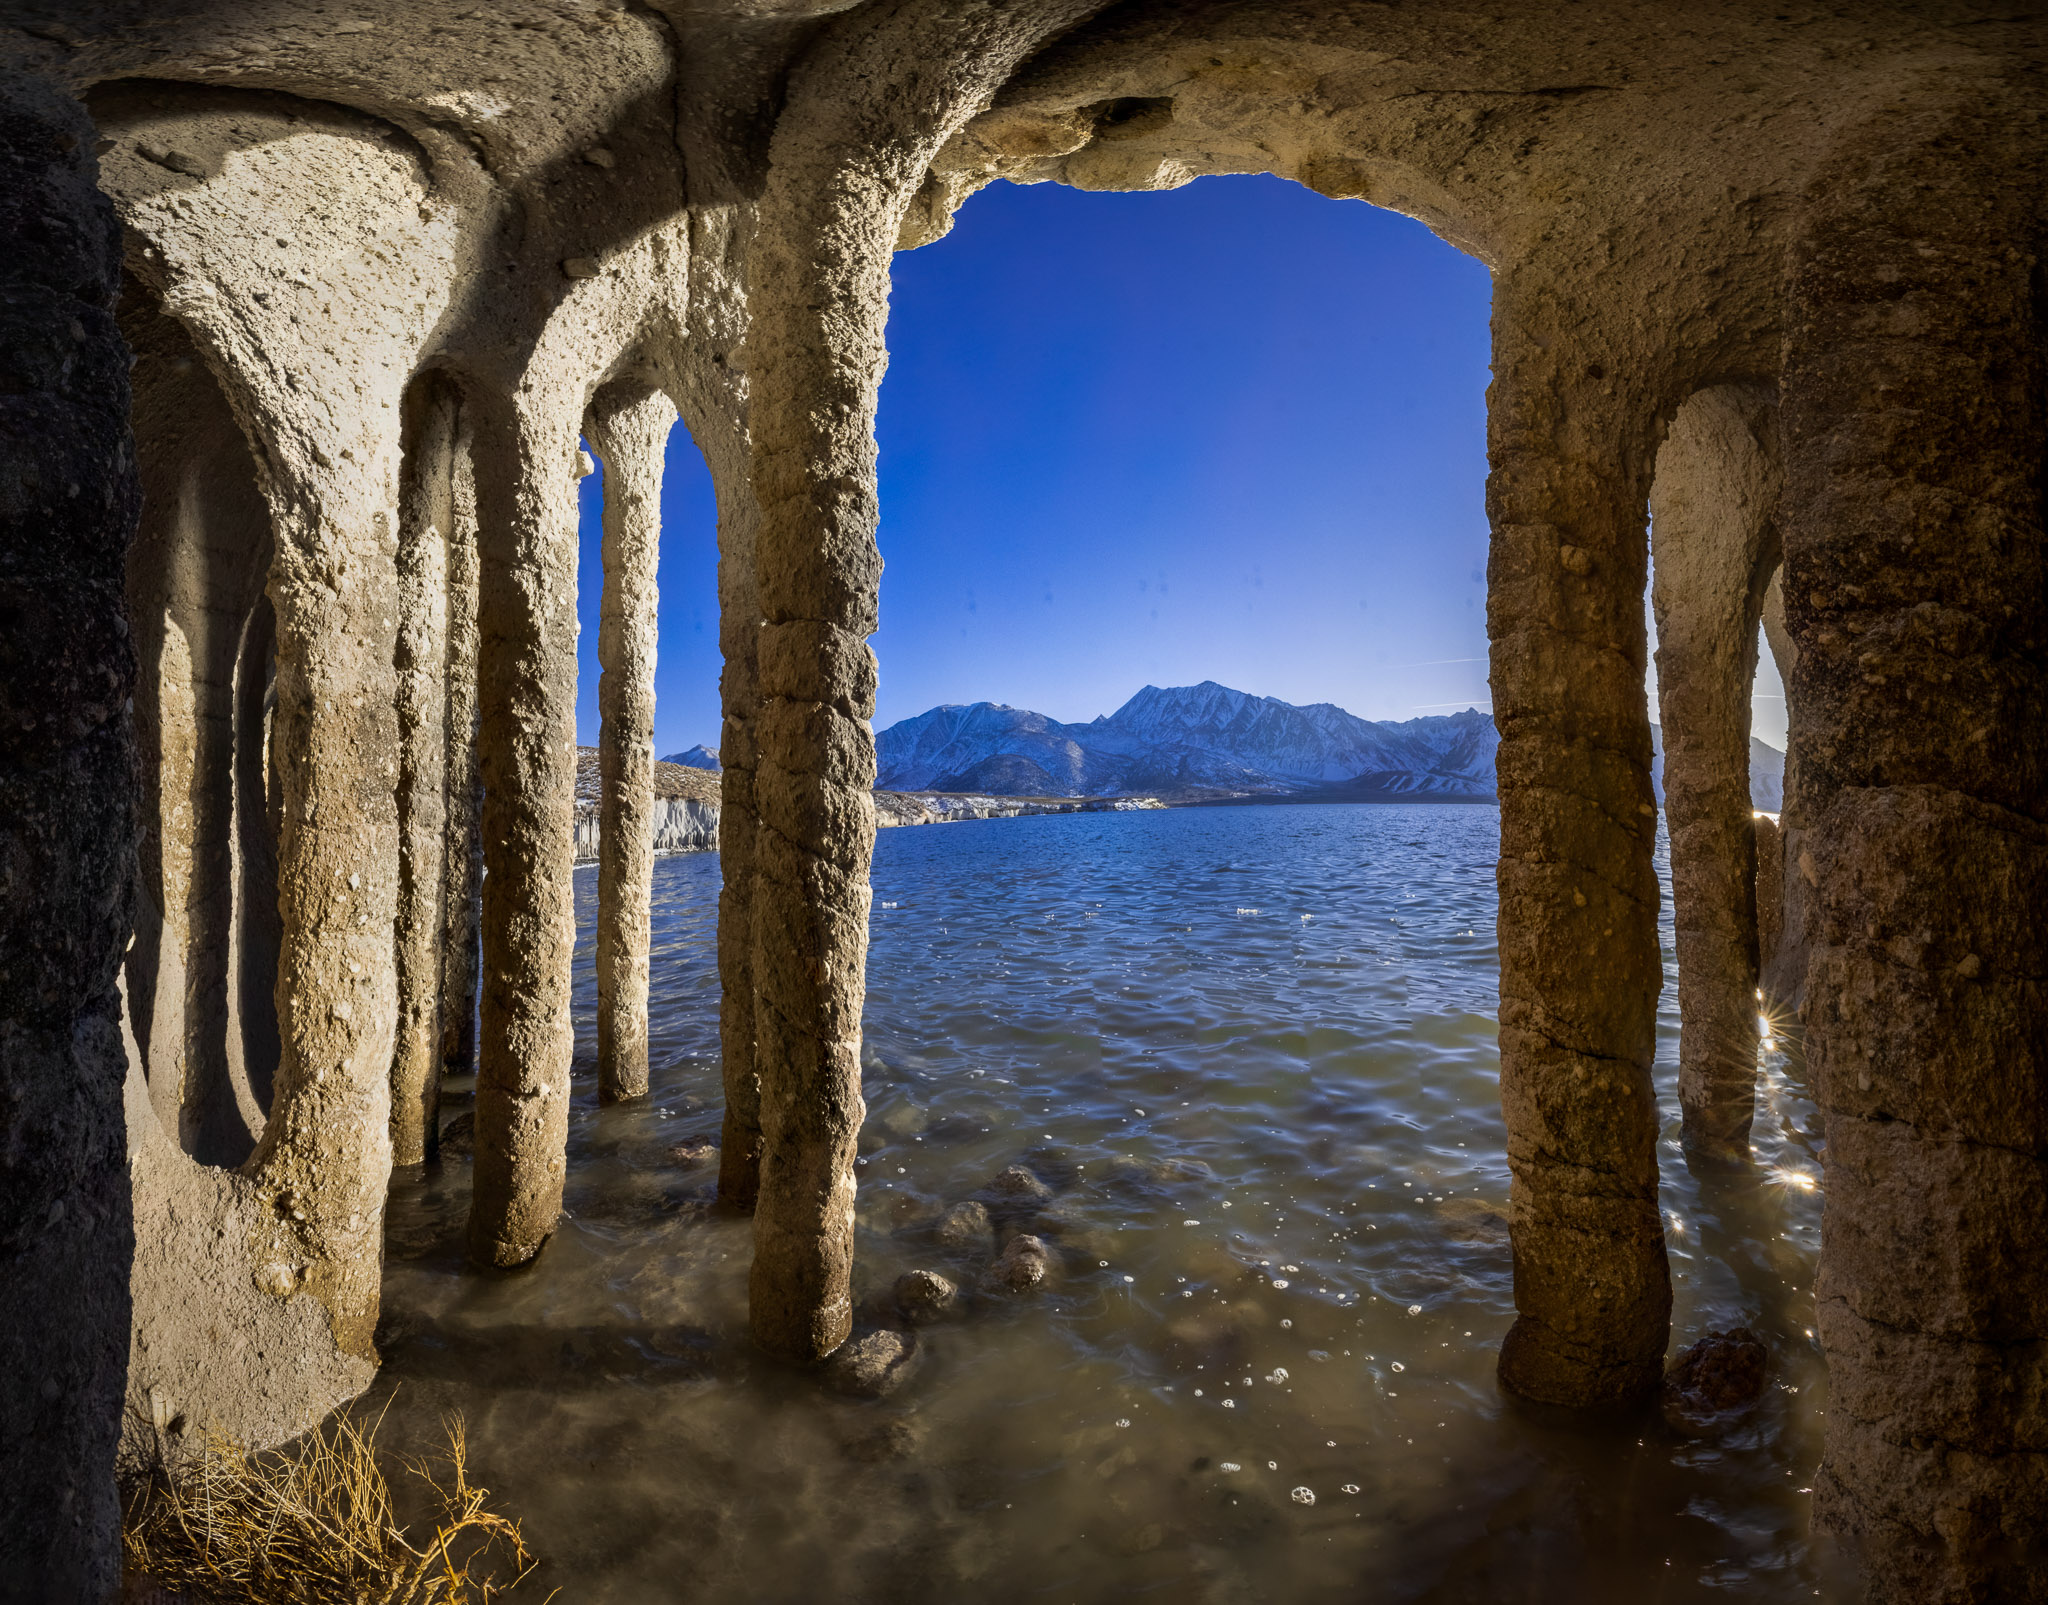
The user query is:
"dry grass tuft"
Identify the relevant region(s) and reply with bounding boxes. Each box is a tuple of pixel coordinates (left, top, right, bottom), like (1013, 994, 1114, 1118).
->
(122, 1404, 551, 1604)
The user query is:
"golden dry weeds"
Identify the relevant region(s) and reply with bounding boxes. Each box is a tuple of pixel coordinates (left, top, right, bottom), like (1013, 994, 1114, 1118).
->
(122, 1405, 553, 1604)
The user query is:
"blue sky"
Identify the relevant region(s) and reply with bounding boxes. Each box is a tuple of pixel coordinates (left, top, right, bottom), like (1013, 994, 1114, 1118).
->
(578, 174, 1495, 755)
(576, 174, 1787, 757)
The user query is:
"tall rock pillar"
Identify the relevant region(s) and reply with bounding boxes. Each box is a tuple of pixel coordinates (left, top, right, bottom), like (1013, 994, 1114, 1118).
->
(1789, 109, 2048, 1602)
(439, 431, 483, 1073)
(588, 385, 677, 1104)
(390, 378, 458, 1165)
(466, 395, 582, 1268)
(1649, 386, 1781, 1162)
(1486, 285, 1670, 1406)
(0, 82, 139, 1599)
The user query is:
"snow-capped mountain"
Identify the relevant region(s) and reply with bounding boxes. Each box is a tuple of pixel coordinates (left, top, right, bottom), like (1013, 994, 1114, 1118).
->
(874, 681, 1499, 800)
(660, 744, 721, 773)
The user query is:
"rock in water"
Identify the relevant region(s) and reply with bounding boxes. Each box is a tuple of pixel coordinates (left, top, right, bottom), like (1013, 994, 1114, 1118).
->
(935, 1200, 995, 1251)
(438, 1110, 475, 1158)
(986, 1164, 1054, 1208)
(894, 1270, 959, 1325)
(1661, 1327, 1769, 1434)
(987, 1234, 1054, 1295)
(823, 1328, 920, 1399)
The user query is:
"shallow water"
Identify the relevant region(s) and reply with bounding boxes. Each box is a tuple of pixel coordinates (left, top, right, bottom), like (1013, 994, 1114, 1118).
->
(378, 803, 1833, 1603)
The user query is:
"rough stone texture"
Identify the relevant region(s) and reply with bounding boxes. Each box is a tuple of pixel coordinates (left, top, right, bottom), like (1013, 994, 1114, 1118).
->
(1758, 569, 1811, 1013)
(822, 1326, 919, 1399)
(121, 280, 274, 1168)
(1754, 813, 1784, 988)
(741, 0, 1101, 1367)
(894, 1268, 959, 1325)
(1486, 298, 1671, 1407)
(587, 384, 677, 1104)
(0, 75, 138, 1603)
(1, 6, 2044, 1594)
(439, 432, 482, 1072)
(466, 395, 585, 1268)
(1662, 1327, 1769, 1436)
(987, 1233, 1055, 1295)
(389, 376, 457, 1167)
(90, 77, 458, 1442)
(1650, 386, 1782, 1161)
(1785, 106, 2048, 1603)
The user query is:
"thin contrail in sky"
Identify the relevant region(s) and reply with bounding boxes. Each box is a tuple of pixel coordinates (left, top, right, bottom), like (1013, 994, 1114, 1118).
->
(1412, 700, 1492, 709)
(1391, 657, 1486, 668)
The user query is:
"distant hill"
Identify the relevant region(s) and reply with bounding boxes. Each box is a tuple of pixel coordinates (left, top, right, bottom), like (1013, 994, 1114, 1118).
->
(660, 744, 721, 773)
(875, 681, 1498, 801)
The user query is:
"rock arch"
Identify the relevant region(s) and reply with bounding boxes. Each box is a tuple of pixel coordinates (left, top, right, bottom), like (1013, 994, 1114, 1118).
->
(3, 6, 2043, 1599)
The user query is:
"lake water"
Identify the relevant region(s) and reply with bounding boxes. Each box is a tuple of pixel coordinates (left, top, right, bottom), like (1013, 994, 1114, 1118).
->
(377, 803, 1834, 1603)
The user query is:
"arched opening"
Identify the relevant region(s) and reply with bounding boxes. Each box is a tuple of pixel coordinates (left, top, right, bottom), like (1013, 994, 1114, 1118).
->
(119, 272, 279, 1168)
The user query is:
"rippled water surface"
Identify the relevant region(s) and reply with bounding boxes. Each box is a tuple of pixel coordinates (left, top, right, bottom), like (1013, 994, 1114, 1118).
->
(379, 803, 1833, 1603)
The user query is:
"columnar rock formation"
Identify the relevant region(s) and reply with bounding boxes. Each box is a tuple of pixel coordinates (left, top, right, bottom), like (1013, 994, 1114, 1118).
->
(1650, 386, 1782, 1161)
(588, 384, 677, 1103)
(1, 4, 2042, 1599)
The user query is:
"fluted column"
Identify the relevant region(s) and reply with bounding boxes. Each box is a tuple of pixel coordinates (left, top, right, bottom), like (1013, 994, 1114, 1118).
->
(466, 392, 582, 1268)
(1789, 109, 2048, 1603)
(439, 426, 483, 1073)
(1649, 385, 1781, 1162)
(588, 385, 677, 1103)
(1487, 284, 1670, 1407)
(0, 82, 140, 1598)
(390, 378, 456, 1165)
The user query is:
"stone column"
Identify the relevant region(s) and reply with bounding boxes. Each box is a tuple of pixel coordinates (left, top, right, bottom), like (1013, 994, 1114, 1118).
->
(1788, 110, 2048, 1602)
(466, 393, 582, 1268)
(1649, 386, 1781, 1162)
(1757, 569, 1810, 1012)
(389, 378, 457, 1165)
(1486, 284, 1670, 1407)
(439, 425, 483, 1073)
(0, 81, 140, 1599)
(741, 0, 1103, 1362)
(679, 209, 767, 1212)
(587, 385, 677, 1103)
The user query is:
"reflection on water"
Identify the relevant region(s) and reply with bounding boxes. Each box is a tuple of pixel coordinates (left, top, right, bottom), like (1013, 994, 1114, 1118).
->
(378, 804, 1833, 1602)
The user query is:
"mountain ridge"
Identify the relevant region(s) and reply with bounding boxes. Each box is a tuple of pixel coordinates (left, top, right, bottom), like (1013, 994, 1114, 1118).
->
(875, 680, 1500, 801)
(874, 679, 1788, 809)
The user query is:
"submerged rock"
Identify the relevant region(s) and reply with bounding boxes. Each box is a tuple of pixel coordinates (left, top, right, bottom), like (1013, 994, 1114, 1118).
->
(823, 1327, 920, 1399)
(987, 1233, 1055, 1295)
(841, 1416, 923, 1463)
(935, 1200, 995, 1251)
(667, 1136, 718, 1169)
(1661, 1327, 1769, 1434)
(438, 1110, 475, 1158)
(894, 1269, 959, 1325)
(985, 1164, 1054, 1209)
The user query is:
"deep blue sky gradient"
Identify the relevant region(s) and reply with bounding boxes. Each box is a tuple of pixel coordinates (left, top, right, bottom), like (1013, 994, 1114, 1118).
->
(577, 175, 1500, 755)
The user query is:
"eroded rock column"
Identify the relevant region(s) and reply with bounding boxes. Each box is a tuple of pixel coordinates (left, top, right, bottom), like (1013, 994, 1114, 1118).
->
(0, 83, 139, 1598)
(588, 385, 677, 1103)
(1789, 111, 2048, 1601)
(390, 378, 457, 1165)
(467, 394, 582, 1268)
(440, 432, 483, 1073)
(741, 0, 1101, 1362)
(1649, 386, 1780, 1162)
(1486, 287, 1670, 1406)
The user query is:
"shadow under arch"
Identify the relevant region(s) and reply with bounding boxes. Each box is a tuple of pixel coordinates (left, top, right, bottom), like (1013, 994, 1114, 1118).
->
(118, 268, 279, 1170)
